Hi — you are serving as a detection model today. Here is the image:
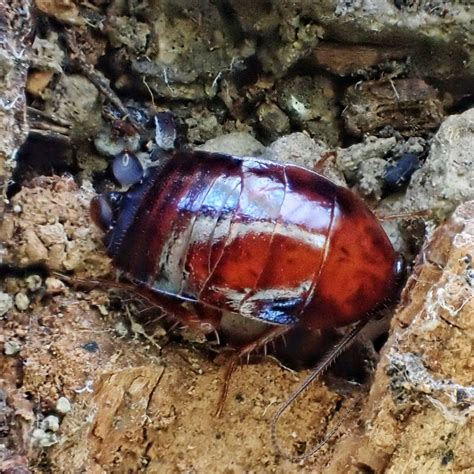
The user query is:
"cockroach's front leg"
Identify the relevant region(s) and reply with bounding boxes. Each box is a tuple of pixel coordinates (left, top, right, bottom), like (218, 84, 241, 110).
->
(124, 283, 223, 335)
(54, 273, 221, 334)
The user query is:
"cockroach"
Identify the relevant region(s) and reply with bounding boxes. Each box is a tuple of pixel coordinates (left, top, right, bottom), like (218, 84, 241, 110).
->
(89, 143, 405, 459)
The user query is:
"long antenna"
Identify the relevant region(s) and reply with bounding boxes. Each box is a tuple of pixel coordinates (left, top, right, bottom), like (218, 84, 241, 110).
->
(271, 318, 369, 461)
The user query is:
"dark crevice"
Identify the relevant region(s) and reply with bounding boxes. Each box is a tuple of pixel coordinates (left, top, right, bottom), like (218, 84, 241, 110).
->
(211, 0, 246, 46)
(7, 135, 78, 199)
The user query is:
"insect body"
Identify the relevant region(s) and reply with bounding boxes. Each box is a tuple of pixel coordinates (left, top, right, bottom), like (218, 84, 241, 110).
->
(91, 149, 402, 458)
(92, 150, 399, 333)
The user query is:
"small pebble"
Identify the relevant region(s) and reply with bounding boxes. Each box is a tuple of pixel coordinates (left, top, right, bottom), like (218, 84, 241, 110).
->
(45, 277, 65, 294)
(115, 321, 129, 338)
(15, 292, 30, 311)
(0, 292, 13, 317)
(4, 339, 21, 355)
(56, 396, 72, 414)
(31, 428, 58, 447)
(41, 415, 60, 432)
(26, 274, 43, 291)
(13, 204, 22, 213)
(96, 304, 109, 316)
(256, 102, 290, 141)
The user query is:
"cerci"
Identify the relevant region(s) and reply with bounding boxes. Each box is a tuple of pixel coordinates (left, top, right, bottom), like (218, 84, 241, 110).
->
(91, 146, 403, 457)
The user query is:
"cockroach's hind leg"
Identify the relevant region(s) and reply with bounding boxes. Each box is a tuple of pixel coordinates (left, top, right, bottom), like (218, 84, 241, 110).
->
(214, 356, 238, 418)
(271, 318, 368, 461)
(214, 324, 291, 418)
(119, 286, 221, 336)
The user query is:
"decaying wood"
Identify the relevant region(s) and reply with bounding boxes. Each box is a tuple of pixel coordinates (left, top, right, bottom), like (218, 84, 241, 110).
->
(312, 42, 409, 76)
(0, 4, 33, 468)
(343, 78, 445, 136)
(0, 359, 35, 473)
(26, 107, 71, 143)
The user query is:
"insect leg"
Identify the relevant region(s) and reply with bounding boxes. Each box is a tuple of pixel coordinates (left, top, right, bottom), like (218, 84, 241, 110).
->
(271, 318, 368, 461)
(54, 273, 220, 334)
(214, 324, 291, 418)
(373, 209, 430, 221)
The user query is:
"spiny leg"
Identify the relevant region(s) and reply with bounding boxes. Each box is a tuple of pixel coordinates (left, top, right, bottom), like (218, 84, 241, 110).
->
(214, 324, 291, 418)
(373, 209, 430, 221)
(271, 318, 369, 461)
(54, 272, 221, 334)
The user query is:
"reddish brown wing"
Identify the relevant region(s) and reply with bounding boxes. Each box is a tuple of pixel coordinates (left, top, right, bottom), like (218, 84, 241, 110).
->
(99, 151, 396, 329)
(301, 186, 397, 329)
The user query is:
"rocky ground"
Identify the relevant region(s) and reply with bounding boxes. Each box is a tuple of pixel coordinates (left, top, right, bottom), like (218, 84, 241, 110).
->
(0, 1, 473, 472)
